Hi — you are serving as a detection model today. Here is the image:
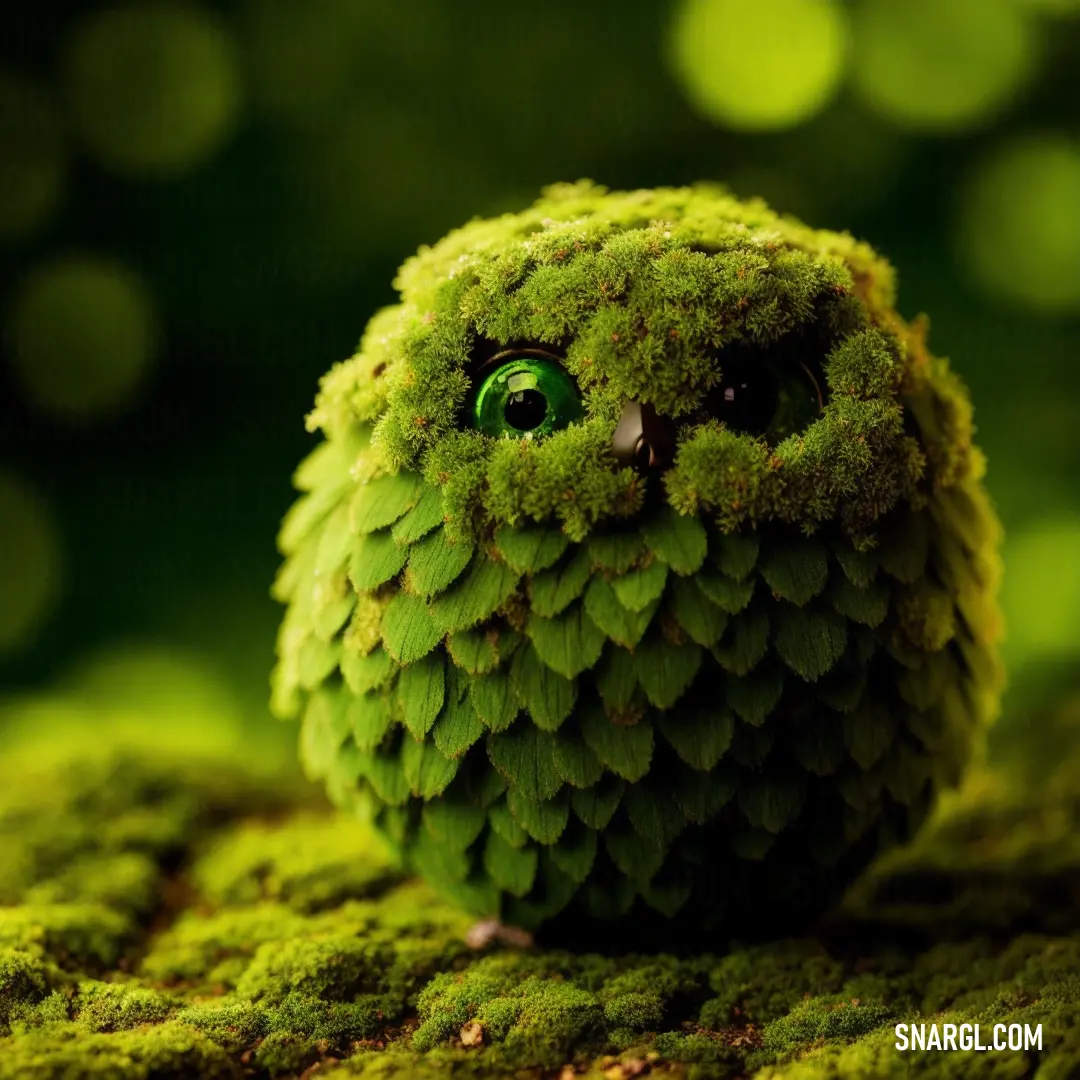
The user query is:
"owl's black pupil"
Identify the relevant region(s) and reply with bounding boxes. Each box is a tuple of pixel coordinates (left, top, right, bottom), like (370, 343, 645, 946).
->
(504, 389, 548, 431)
(715, 374, 778, 435)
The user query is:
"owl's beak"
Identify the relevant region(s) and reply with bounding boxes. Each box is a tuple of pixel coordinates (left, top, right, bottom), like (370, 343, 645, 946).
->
(611, 400, 674, 472)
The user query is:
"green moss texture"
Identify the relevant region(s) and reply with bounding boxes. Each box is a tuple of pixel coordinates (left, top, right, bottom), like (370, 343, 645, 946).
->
(0, 700, 1078, 1079)
(271, 183, 1003, 933)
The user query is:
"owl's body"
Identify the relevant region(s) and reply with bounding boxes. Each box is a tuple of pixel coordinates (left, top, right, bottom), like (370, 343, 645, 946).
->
(272, 184, 1002, 936)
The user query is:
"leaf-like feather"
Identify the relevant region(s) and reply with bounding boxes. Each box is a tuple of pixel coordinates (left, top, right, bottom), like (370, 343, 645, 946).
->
(773, 604, 848, 682)
(843, 701, 897, 770)
(381, 592, 443, 665)
(402, 736, 459, 798)
(494, 522, 570, 573)
(406, 527, 474, 597)
(759, 537, 829, 605)
(510, 643, 577, 731)
(833, 545, 878, 588)
(530, 548, 592, 617)
(583, 576, 659, 649)
(640, 505, 708, 575)
(828, 574, 889, 628)
(397, 650, 444, 738)
(341, 647, 396, 696)
(879, 511, 930, 584)
(657, 706, 733, 771)
(604, 823, 666, 883)
(433, 694, 486, 758)
(468, 669, 519, 732)
(791, 710, 846, 776)
(713, 608, 769, 675)
(737, 780, 806, 833)
(594, 645, 639, 715)
(611, 559, 669, 612)
(447, 629, 499, 675)
(314, 503, 354, 578)
(489, 799, 529, 847)
(349, 528, 408, 591)
(298, 636, 342, 690)
(526, 604, 605, 679)
(391, 483, 444, 544)
(570, 776, 625, 829)
(667, 576, 729, 647)
(624, 784, 686, 847)
(712, 532, 759, 581)
(587, 531, 645, 573)
(429, 556, 520, 633)
(349, 692, 393, 752)
(724, 665, 785, 726)
(483, 830, 538, 897)
(421, 797, 487, 851)
(507, 787, 570, 844)
(673, 767, 735, 824)
(696, 569, 755, 614)
(549, 823, 598, 883)
(552, 728, 605, 788)
(363, 750, 411, 806)
(635, 634, 703, 709)
(349, 472, 422, 534)
(411, 827, 470, 883)
(581, 707, 652, 782)
(487, 724, 562, 801)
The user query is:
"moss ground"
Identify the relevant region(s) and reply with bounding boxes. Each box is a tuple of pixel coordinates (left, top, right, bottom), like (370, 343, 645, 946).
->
(0, 696, 1077, 1080)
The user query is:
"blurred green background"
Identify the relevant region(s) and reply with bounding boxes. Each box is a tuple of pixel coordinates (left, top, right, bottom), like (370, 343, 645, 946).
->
(2, 0, 1079, 762)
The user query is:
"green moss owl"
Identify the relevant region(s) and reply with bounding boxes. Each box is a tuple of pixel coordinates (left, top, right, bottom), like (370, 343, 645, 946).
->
(271, 183, 1003, 938)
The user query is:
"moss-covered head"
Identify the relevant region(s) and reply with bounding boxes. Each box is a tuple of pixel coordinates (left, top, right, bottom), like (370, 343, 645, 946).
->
(272, 183, 1004, 939)
(304, 181, 959, 543)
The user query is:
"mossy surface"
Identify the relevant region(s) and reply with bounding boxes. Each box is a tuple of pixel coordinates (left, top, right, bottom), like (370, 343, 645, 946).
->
(0, 701, 1077, 1079)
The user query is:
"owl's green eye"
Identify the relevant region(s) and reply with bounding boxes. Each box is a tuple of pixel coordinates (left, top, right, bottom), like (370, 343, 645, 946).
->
(471, 353, 583, 439)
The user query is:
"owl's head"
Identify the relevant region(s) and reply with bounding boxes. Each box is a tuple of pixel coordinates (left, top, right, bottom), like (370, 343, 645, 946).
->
(307, 182, 971, 546)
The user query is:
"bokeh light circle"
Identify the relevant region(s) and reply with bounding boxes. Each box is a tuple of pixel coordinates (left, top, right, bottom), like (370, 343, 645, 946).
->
(1000, 518, 1080, 668)
(851, 0, 1037, 132)
(667, 0, 849, 131)
(62, 3, 242, 176)
(0, 72, 66, 241)
(957, 135, 1080, 313)
(7, 255, 158, 421)
(0, 471, 62, 654)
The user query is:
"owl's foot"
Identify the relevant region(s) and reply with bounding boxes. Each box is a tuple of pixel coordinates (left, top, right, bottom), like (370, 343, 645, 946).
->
(465, 918, 534, 950)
